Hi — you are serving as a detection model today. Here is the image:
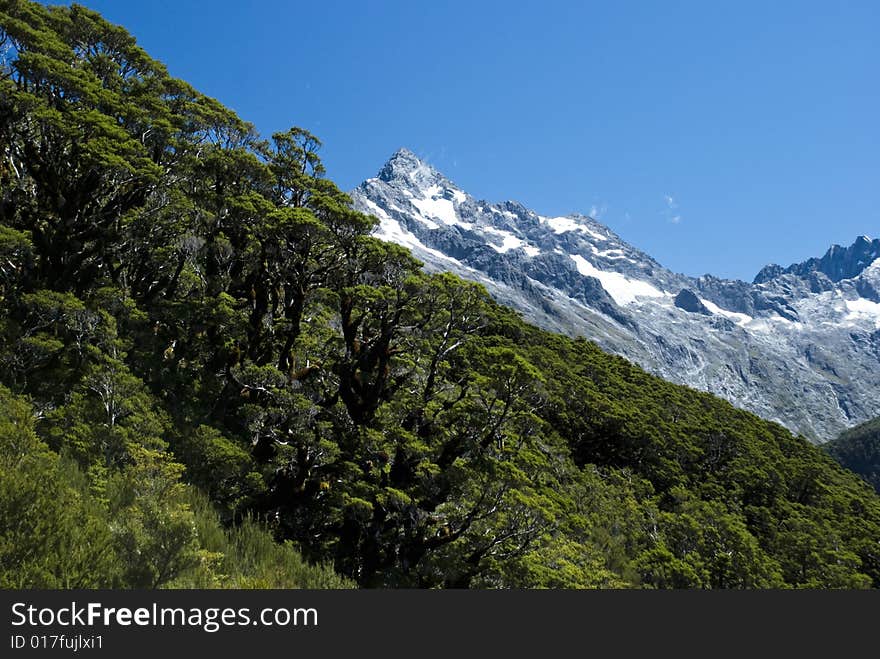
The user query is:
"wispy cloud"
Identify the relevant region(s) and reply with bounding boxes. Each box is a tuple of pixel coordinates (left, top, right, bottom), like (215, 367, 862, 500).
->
(663, 194, 682, 224)
(588, 203, 608, 220)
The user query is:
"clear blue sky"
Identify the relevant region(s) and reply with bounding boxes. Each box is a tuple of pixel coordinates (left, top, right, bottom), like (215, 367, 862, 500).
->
(58, 1, 878, 280)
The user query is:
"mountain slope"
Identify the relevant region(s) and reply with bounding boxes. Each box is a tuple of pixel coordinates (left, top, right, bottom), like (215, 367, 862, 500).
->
(4, 1, 880, 591)
(351, 150, 880, 441)
(826, 417, 880, 493)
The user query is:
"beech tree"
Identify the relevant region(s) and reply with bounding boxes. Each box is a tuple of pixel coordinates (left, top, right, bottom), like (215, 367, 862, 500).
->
(3, 1, 880, 591)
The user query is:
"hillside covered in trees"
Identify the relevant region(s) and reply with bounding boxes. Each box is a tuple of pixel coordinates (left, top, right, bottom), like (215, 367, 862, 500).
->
(2, 2, 880, 589)
(827, 417, 880, 494)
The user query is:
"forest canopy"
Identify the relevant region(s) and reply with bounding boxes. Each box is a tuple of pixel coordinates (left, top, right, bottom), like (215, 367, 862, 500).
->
(2, 1, 879, 589)
(826, 417, 880, 494)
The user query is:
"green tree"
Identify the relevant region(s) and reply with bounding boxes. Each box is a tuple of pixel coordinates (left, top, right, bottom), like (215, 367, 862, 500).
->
(0, 386, 119, 587)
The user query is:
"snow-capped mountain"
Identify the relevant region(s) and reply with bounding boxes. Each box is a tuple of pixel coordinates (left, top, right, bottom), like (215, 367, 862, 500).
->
(351, 148, 880, 442)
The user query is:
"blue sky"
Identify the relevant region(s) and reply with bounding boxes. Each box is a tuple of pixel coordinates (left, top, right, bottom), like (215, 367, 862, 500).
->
(58, 1, 878, 280)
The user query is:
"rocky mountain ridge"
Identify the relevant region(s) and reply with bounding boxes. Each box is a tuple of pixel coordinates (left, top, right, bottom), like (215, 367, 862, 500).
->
(351, 148, 880, 441)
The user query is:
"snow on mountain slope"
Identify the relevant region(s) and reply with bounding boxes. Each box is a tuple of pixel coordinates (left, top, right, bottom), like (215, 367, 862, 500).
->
(351, 148, 880, 442)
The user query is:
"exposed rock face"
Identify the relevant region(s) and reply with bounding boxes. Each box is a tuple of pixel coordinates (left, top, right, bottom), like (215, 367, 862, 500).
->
(754, 236, 880, 284)
(351, 149, 880, 442)
(675, 289, 712, 315)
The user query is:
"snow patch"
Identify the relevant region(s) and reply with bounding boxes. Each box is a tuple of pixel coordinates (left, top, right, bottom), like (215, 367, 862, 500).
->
(481, 226, 540, 256)
(360, 198, 391, 221)
(373, 214, 464, 265)
(700, 298, 753, 326)
(412, 214, 440, 230)
(588, 244, 630, 260)
(745, 317, 799, 333)
(484, 228, 523, 253)
(570, 255, 665, 305)
(411, 185, 473, 230)
(541, 215, 581, 234)
(489, 234, 524, 253)
(539, 215, 607, 241)
(580, 225, 607, 241)
(844, 298, 880, 327)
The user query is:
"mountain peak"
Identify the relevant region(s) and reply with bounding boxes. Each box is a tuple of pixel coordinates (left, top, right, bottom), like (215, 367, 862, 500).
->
(385, 147, 421, 168)
(377, 148, 448, 190)
(754, 235, 880, 284)
(352, 157, 880, 442)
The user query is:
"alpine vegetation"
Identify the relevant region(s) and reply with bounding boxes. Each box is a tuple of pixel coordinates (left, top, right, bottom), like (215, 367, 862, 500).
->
(1, 2, 879, 589)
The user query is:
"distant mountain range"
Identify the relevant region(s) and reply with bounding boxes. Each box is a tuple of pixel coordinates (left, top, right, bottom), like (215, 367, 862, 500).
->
(351, 149, 880, 441)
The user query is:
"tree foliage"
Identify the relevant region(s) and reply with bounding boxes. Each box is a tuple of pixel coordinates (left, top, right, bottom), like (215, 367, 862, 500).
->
(2, 2, 880, 590)
(826, 416, 880, 493)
